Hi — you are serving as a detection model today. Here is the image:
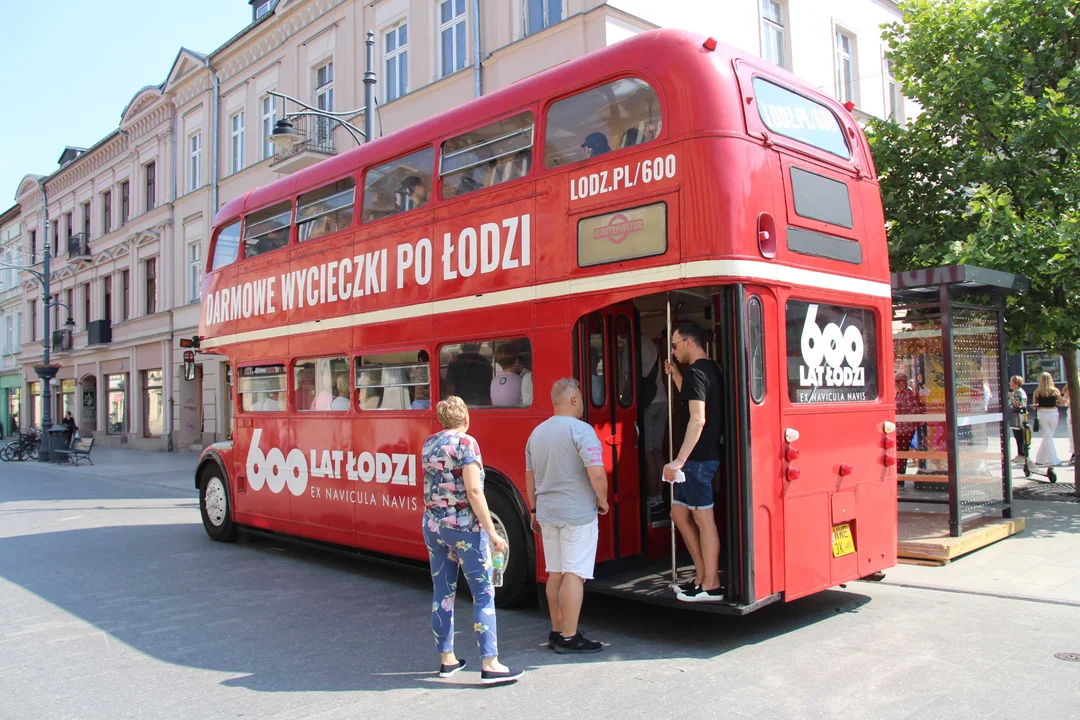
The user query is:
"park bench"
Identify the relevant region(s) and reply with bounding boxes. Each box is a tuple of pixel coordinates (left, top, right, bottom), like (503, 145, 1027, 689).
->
(54, 437, 95, 466)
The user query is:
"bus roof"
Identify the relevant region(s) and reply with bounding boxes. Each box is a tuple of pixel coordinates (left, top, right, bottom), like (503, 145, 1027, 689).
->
(215, 28, 865, 228)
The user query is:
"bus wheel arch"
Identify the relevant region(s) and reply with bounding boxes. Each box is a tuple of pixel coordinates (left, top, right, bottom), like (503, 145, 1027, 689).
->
(482, 467, 536, 608)
(198, 458, 238, 543)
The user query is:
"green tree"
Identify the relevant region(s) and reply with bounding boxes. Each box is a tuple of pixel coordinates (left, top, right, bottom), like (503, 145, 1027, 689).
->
(869, 0, 1080, 486)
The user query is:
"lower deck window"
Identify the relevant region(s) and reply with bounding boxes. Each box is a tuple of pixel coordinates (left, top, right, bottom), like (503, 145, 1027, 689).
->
(295, 357, 350, 411)
(356, 351, 430, 410)
(439, 338, 533, 408)
(239, 364, 287, 412)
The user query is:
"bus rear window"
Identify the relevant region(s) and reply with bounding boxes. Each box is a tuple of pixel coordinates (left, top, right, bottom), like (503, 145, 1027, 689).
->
(544, 78, 662, 168)
(211, 220, 241, 271)
(244, 201, 292, 258)
(786, 301, 877, 403)
(753, 78, 850, 159)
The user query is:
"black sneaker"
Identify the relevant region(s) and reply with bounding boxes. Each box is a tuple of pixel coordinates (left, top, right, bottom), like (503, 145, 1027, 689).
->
(555, 632, 603, 654)
(675, 581, 700, 596)
(438, 659, 466, 678)
(677, 586, 725, 603)
(480, 667, 524, 685)
(547, 630, 559, 649)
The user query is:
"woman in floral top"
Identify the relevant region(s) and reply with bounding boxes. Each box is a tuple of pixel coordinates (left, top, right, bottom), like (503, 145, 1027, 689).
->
(421, 396, 522, 685)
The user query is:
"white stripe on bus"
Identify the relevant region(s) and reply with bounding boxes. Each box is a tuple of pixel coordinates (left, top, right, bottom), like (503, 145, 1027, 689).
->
(201, 259, 892, 348)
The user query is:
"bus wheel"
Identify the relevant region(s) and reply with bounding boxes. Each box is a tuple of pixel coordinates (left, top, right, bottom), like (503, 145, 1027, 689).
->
(200, 468, 238, 543)
(486, 484, 532, 608)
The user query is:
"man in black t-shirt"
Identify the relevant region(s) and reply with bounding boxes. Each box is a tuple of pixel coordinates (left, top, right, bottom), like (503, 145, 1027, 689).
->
(663, 320, 724, 602)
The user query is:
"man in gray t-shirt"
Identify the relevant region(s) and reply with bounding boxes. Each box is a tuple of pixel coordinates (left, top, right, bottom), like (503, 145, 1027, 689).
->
(526, 378, 607, 655)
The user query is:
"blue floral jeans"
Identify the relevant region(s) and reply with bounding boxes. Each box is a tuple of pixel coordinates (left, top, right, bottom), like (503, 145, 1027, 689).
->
(422, 518, 498, 659)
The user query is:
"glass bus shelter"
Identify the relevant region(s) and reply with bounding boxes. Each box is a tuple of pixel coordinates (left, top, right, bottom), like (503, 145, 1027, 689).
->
(891, 266, 1029, 537)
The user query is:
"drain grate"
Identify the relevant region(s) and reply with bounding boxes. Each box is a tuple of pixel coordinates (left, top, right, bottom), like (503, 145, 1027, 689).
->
(1012, 483, 1079, 503)
(1054, 652, 1080, 662)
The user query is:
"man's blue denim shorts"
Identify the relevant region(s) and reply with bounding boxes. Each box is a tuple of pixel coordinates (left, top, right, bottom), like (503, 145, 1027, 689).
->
(672, 459, 719, 510)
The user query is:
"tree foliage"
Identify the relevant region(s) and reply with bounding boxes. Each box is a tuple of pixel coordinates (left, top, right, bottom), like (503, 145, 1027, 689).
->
(868, 0, 1080, 481)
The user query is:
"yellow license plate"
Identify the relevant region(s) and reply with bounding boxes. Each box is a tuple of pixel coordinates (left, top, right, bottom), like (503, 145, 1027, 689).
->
(832, 523, 855, 558)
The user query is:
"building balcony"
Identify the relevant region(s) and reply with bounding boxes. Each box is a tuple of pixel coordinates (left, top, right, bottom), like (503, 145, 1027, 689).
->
(88, 319, 112, 345)
(51, 328, 73, 353)
(68, 233, 91, 260)
(270, 115, 336, 174)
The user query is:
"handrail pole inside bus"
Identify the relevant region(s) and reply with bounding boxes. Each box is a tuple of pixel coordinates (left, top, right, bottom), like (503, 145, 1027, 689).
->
(667, 292, 677, 588)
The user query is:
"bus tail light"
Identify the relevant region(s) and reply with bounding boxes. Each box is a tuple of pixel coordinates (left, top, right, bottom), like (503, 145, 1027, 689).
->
(786, 467, 801, 481)
(839, 463, 853, 477)
(703, 37, 717, 51)
(883, 436, 896, 449)
(883, 455, 897, 467)
(785, 446, 800, 462)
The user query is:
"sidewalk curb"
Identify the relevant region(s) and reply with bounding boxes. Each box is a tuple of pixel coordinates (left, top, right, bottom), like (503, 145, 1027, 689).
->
(868, 578, 1080, 608)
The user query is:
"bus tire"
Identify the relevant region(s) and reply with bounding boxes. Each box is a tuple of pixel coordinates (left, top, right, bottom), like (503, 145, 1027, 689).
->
(199, 465, 238, 543)
(485, 481, 534, 609)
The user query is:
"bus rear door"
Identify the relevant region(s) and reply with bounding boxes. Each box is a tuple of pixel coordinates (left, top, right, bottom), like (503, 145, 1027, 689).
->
(576, 305, 643, 564)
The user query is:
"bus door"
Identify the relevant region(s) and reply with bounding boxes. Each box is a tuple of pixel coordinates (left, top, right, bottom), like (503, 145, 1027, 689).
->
(576, 305, 643, 563)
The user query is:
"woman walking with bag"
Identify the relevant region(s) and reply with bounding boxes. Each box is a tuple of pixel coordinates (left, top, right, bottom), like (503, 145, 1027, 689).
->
(421, 396, 523, 685)
(1033, 372, 1063, 467)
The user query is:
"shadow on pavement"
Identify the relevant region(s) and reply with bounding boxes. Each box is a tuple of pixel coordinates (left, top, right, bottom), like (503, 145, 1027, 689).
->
(0, 521, 870, 693)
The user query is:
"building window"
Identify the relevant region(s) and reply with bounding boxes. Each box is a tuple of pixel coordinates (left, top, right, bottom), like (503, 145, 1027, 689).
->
(102, 190, 112, 235)
(384, 21, 408, 102)
(356, 351, 430, 410)
(885, 57, 903, 122)
(51, 220, 59, 257)
(261, 95, 277, 160)
(295, 357, 350, 411)
(525, 0, 563, 36)
(190, 134, 202, 191)
(188, 241, 202, 301)
(82, 282, 91, 329)
(143, 369, 164, 437)
(106, 373, 127, 435)
(119, 181, 129, 225)
(254, 1, 272, 19)
(145, 161, 156, 210)
(61, 379, 75, 420)
(29, 229, 36, 264)
(103, 275, 112, 326)
(230, 112, 245, 174)
(64, 289, 73, 328)
(145, 258, 157, 315)
(239, 364, 287, 412)
(439, 338, 533, 407)
(29, 299, 36, 342)
(82, 201, 91, 237)
(438, 0, 467, 78)
(761, 0, 786, 68)
(64, 211, 73, 246)
(835, 29, 855, 104)
(121, 269, 130, 322)
(29, 382, 40, 428)
(315, 62, 335, 147)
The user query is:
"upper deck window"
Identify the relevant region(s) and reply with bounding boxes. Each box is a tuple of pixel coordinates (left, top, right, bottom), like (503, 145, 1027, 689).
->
(440, 112, 534, 199)
(298, 178, 356, 242)
(753, 78, 850, 159)
(243, 201, 292, 258)
(211, 220, 241, 271)
(544, 78, 662, 168)
(362, 147, 435, 223)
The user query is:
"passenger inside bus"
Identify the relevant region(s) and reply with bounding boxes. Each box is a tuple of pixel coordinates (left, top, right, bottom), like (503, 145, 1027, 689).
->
(378, 367, 412, 410)
(330, 375, 351, 410)
(294, 367, 316, 411)
(398, 176, 429, 211)
(580, 132, 611, 158)
(491, 343, 524, 407)
(444, 344, 492, 406)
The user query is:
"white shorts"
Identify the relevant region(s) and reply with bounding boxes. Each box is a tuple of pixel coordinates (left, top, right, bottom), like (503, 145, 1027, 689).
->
(541, 517, 599, 580)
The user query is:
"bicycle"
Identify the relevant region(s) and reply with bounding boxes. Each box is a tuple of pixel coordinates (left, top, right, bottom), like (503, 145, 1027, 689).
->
(0, 430, 40, 462)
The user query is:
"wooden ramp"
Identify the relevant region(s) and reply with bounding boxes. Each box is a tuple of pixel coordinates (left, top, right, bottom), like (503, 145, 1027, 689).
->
(897, 512, 1027, 566)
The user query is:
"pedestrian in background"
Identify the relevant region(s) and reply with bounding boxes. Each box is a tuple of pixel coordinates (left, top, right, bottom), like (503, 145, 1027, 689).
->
(1008, 376, 1028, 464)
(421, 396, 522, 685)
(1033, 372, 1062, 467)
(526, 377, 607, 654)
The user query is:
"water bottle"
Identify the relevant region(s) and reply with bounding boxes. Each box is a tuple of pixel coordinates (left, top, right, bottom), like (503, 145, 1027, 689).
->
(491, 551, 506, 588)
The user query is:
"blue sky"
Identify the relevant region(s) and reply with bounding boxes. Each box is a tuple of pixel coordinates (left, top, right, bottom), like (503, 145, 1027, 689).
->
(0, 0, 252, 207)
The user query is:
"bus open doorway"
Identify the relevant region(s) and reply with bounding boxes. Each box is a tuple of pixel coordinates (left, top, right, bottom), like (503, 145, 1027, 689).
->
(572, 286, 778, 614)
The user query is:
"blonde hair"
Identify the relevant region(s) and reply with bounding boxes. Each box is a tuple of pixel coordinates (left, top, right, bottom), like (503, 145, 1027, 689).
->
(437, 396, 469, 429)
(1010, 375, 1024, 387)
(1036, 372, 1060, 399)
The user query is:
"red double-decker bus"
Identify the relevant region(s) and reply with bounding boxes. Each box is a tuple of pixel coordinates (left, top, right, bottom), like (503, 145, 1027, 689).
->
(193, 29, 897, 613)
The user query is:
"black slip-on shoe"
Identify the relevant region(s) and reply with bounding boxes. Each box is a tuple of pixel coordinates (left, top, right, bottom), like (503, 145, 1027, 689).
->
(675, 581, 700, 596)
(438, 659, 467, 678)
(555, 632, 603, 654)
(547, 631, 560, 649)
(480, 667, 524, 685)
(677, 586, 726, 603)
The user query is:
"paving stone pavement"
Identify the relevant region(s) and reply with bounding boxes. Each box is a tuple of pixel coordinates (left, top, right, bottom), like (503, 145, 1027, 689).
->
(1, 449, 1079, 720)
